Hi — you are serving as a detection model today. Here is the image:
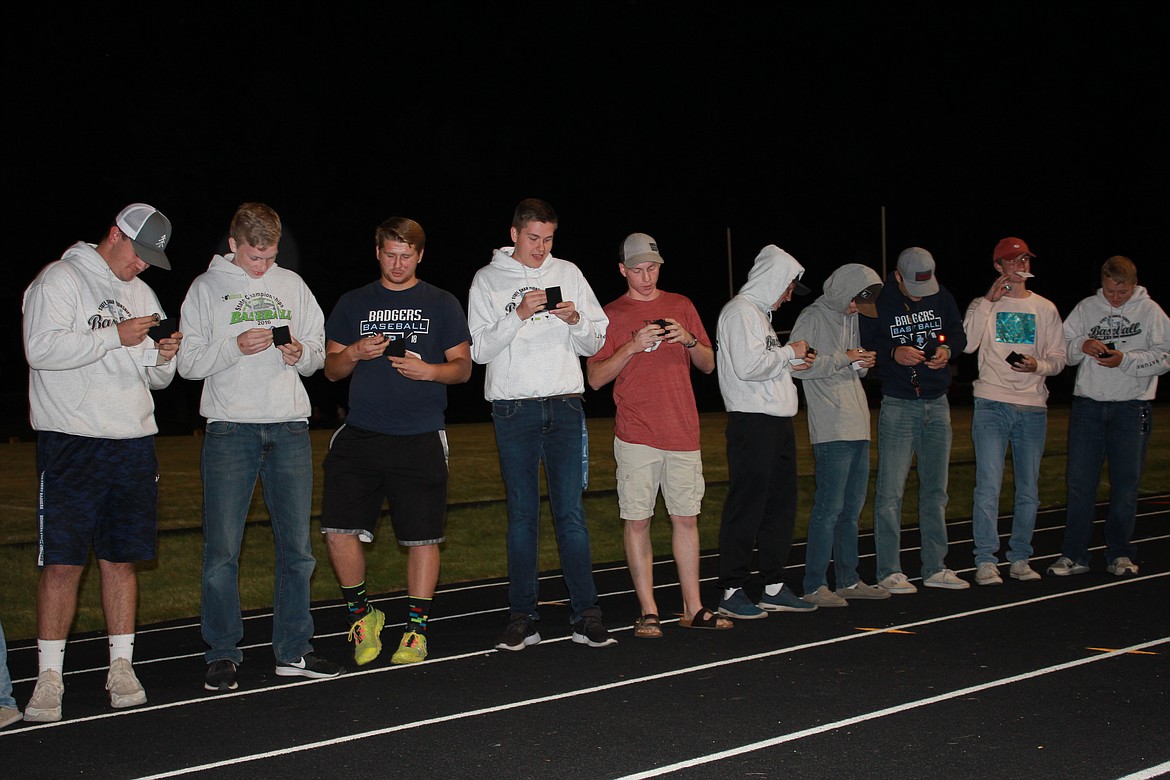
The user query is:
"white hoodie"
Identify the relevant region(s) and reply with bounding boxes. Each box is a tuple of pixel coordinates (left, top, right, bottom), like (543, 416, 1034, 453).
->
(467, 247, 607, 400)
(1064, 285, 1170, 402)
(176, 254, 325, 422)
(22, 241, 176, 438)
(715, 245, 806, 417)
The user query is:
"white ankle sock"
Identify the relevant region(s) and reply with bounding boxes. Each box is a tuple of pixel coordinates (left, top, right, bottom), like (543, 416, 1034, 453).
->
(109, 634, 135, 664)
(37, 639, 67, 675)
(764, 583, 783, 597)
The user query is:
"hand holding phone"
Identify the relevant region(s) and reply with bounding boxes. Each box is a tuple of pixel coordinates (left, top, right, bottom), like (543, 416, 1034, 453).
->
(383, 338, 406, 358)
(148, 317, 178, 342)
(271, 325, 292, 346)
(544, 286, 563, 311)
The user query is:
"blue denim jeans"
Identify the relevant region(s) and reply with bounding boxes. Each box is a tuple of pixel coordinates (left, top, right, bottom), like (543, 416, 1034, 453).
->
(971, 398, 1048, 565)
(0, 617, 15, 709)
(803, 440, 870, 593)
(873, 396, 953, 580)
(200, 421, 317, 664)
(1063, 396, 1152, 566)
(492, 397, 598, 624)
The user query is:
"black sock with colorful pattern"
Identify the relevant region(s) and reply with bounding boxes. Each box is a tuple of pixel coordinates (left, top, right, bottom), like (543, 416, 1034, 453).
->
(406, 596, 432, 635)
(342, 582, 370, 622)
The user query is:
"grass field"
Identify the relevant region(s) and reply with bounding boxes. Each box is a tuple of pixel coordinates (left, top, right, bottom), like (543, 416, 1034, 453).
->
(1, 404, 1166, 641)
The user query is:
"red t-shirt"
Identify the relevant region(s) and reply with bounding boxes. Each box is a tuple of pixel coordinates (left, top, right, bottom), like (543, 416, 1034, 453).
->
(589, 291, 710, 451)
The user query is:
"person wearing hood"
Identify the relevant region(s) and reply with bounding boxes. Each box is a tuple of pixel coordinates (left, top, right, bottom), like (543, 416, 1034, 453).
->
(1049, 256, 1169, 578)
(859, 247, 969, 594)
(22, 203, 181, 722)
(467, 198, 615, 650)
(714, 245, 818, 619)
(790, 264, 890, 607)
(963, 237, 1067, 585)
(177, 203, 341, 692)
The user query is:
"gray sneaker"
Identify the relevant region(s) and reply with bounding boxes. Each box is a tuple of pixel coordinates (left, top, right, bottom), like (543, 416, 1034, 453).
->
(24, 669, 64, 722)
(1048, 556, 1089, 576)
(106, 658, 147, 708)
(876, 572, 918, 594)
(802, 585, 848, 608)
(975, 562, 1003, 586)
(1107, 557, 1139, 576)
(923, 569, 971, 590)
(836, 581, 891, 600)
(1009, 559, 1041, 581)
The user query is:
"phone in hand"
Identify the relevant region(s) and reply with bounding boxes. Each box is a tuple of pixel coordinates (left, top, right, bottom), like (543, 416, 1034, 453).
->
(148, 317, 178, 342)
(1098, 341, 1115, 357)
(383, 338, 406, 358)
(544, 286, 563, 311)
(271, 325, 292, 346)
(1005, 350, 1025, 366)
(652, 318, 670, 334)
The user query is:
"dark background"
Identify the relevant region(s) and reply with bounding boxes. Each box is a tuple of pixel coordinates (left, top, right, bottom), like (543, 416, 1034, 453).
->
(5, 3, 1166, 437)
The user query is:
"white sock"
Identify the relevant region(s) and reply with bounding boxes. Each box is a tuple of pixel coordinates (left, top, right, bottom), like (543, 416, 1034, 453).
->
(764, 583, 783, 597)
(109, 634, 135, 664)
(37, 639, 67, 675)
(723, 587, 740, 600)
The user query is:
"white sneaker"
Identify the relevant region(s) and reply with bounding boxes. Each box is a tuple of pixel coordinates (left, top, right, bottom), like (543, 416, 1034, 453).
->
(1009, 559, 1041, 581)
(836, 581, 891, 600)
(1047, 556, 1089, 576)
(1107, 557, 1139, 576)
(923, 569, 971, 590)
(106, 658, 147, 709)
(975, 562, 1003, 586)
(877, 572, 918, 594)
(23, 669, 64, 722)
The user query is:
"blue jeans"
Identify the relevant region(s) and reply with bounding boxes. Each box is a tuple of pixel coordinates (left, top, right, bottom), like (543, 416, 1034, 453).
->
(492, 397, 598, 624)
(971, 398, 1048, 565)
(873, 396, 953, 580)
(201, 421, 317, 664)
(803, 440, 870, 593)
(0, 617, 15, 709)
(1063, 396, 1152, 566)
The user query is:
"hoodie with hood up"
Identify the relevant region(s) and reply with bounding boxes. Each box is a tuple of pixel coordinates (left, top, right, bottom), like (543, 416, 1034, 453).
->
(790, 263, 883, 444)
(176, 254, 325, 423)
(467, 247, 607, 400)
(1063, 285, 1169, 402)
(715, 245, 806, 417)
(23, 241, 176, 438)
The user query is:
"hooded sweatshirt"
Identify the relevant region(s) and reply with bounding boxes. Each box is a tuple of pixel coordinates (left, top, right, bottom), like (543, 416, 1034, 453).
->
(790, 263, 882, 443)
(715, 245, 805, 417)
(176, 254, 325, 423)
(1063, 285, 1170, 402)
(23, 241, 176, 438)
(963, 289, 1066, 407)
(467, 247, 607, 401)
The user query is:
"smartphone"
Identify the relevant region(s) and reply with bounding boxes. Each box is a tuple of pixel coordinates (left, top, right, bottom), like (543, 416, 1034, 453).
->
(1005, 350, 1025, 366)
(148, 317, 178, 342)
(652, 318, 670, 334)
(383, 338, 406, 358)
(271, 325, 292, 346)
(544, 286, 563, 311)
(1098, 341, 1115, 357)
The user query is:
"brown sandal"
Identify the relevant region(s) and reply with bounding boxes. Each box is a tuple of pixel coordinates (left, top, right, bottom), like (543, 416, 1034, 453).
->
(679, 608, 734, 630)
(634, 613, 663, 639)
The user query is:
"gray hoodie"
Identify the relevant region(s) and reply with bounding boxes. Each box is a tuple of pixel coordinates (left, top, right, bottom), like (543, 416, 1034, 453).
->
(791, 263, 882, 444)
(715, 245, 806, 417)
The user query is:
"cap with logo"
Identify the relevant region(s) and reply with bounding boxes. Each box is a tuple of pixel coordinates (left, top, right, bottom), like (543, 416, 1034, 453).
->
(620, 233, 665, 268)
(853, 282, 883, 317)
(993, 237, 1035, 263)
(116, 203, 172, 270)
(896, 247, 939, 297)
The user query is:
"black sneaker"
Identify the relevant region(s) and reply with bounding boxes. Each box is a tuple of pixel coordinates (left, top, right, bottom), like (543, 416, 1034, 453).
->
(204, 659, 239, 692)
(571, 608, 617, 647)
(274, 653, 343, 679)
(495, 613, 541, 651)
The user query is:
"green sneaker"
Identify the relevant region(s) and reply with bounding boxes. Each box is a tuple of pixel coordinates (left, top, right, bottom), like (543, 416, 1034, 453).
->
(347, 608, 385, 666)
(390, 631, 428, 664)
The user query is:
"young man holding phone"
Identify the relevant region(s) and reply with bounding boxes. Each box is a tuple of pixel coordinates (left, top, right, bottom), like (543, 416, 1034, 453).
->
(178, 202, 340, 691)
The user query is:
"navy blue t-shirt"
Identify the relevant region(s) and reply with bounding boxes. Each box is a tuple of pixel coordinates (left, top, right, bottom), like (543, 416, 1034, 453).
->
(325, 280, 471, 435)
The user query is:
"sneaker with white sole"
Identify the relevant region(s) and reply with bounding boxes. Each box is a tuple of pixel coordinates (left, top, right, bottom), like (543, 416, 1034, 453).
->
(758, 584, 817, 612)
(975, 562, 1003, 586)
(495, 613, 542, 651)
(571, 608, 617, 647)
(802, 585, 848, 607)
(23, 670, 64, 722)
(204, 659, 239, 692)
(719, 588, 767, 619)
(877, 572, 918, 594)
(1106, 557, 1139, 576)
(1047, 556, 1089, 576)
(106, 658, 147, 709)
(836, 581, 891, 600)
(1009, 559, 1041, 581)
(923, 569, 970, 590)
(275, 653, 343, 679)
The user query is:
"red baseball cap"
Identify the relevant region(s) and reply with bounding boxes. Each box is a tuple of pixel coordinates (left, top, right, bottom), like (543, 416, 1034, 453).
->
(993, 237, 1035, 263)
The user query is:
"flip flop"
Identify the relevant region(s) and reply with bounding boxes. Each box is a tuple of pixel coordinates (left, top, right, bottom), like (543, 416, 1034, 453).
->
(679, 608, 734, 630)
(633, 613, 663, 639)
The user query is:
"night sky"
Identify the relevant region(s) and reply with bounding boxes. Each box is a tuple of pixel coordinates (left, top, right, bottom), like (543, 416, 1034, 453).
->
(6, 3, 1167, 434)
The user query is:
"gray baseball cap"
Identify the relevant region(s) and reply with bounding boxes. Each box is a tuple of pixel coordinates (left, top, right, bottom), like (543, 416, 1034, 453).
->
(620, 233, 664, 267)
(116, 203, 172, 270)
(897, 247, 939, 296)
